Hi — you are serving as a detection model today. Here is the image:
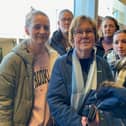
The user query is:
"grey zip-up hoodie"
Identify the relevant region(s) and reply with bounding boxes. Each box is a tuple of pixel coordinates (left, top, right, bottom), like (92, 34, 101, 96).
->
(0, 40, 58, 126)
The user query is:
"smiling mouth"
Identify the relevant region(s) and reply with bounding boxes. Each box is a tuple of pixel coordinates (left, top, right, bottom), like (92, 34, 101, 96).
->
(37, 36, 48, 39)
(81, 39, 90, 43)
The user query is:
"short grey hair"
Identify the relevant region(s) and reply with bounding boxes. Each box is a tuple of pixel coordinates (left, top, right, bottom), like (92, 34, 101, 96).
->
(58, 9, 73, 20)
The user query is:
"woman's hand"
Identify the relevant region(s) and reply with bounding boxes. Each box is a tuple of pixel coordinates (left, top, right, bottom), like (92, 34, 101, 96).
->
(81, 111, 99, 126)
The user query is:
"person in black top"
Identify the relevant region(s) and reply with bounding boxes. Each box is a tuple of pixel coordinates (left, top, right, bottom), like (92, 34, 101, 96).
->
(49, 9, 73, 55)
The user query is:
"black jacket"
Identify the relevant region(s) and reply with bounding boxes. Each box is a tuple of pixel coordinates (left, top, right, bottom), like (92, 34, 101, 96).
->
(49, 30, 70, 55)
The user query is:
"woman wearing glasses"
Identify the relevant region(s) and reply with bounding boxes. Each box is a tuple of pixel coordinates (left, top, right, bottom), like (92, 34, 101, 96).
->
(49, 9, 73, 55)
(47, 15, 123, 126)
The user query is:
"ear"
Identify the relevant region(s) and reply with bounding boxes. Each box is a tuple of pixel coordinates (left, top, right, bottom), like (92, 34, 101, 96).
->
(25, 26, 30, 35)
(58, 20, 61, 27)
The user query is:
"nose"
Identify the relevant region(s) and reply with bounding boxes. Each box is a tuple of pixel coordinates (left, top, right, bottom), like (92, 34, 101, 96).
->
(118, 41, 123, 48)
(39, 26, 46, 33)
(82, 31, 88, 37)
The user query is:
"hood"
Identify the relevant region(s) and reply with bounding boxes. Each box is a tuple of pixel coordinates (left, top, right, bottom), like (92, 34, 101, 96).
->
(12, 40, 33, 65)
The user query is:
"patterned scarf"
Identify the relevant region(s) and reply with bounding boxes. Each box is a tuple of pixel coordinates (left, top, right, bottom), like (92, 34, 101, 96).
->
(71, 49, 97, 112)
(116, 57, 126, 86)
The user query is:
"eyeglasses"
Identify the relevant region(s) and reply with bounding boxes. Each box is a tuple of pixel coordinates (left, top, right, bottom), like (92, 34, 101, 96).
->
(74, 28, 94, 35)
(61, 18, 72, 22)
(33, 24, 50, 31)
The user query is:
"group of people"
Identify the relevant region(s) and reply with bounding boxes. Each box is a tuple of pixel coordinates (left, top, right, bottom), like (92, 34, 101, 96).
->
(0, 8, 125, 126)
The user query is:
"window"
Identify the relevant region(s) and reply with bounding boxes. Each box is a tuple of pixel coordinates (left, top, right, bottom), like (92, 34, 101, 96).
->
(0, 0, 73, 38)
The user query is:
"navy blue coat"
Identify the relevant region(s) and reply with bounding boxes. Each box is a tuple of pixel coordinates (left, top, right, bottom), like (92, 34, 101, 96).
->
(47, 50, 114, 126)
(96, 86, 126, 118)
